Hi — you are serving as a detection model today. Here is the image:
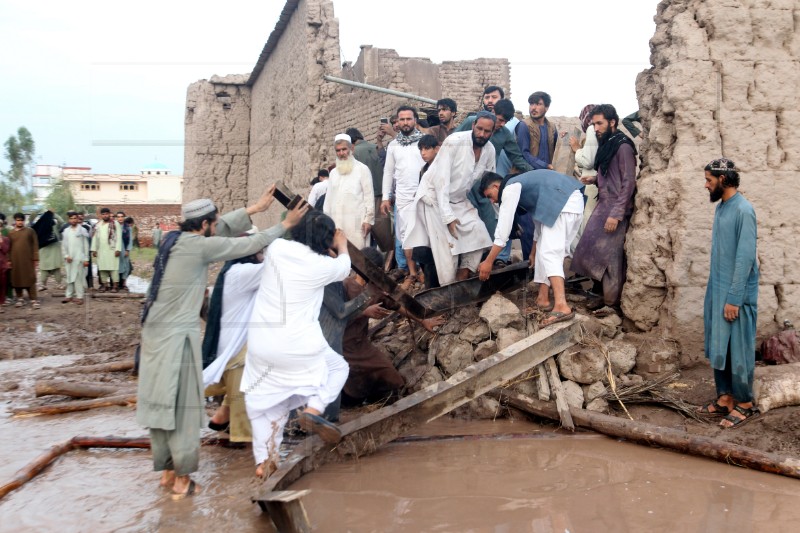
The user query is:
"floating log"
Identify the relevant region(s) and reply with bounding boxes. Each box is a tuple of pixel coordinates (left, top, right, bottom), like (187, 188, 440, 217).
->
(12, 394, 136, 418)
(34, 380, 128, 399)
(0, 435, 224, 501)
(254, 316, 585, 505)
(57, 360, 134, 374)
(545, 355, 574, 430)
(491, 389, 800, 481)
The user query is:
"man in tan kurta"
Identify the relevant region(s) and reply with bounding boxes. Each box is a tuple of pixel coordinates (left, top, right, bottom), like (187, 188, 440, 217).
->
(8, 213, 39, 308)
(91, 207, 122, 291)
(135, 187, 309, 499)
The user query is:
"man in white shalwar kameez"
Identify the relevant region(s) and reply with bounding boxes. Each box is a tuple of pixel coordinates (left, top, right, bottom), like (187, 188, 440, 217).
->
(323, 134, 374, 248)
(61, 211, 89, 303)
(403, 112, 496, 285)
(242, 211, 351, 478)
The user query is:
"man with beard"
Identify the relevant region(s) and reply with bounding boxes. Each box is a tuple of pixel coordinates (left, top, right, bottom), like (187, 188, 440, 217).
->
(521, 91, 558, 170)
(324, 133, 375, 248)
(8, 213, 40, 308)
(381, 106, 426, 284)
(697, 158, 759, 428)
(91, 207, 122, 292)
(403, 112, 496, 284)
(136, 187, 309, 499)
(571, 104, 637, 316)
(425, 98, 458, 145)
(477, 170, 583, 326)
(346, 127, 392, 252)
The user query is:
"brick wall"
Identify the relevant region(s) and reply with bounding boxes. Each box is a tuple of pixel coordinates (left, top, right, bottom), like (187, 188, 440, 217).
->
(91, 204, 181, 247)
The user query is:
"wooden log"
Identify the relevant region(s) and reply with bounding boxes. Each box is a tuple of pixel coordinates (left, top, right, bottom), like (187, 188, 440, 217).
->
(12, 394, 136, 418)
(254, 316, 585, 504)
(0, 439, 76, 500)
(34, 380, 128, 399)
(56, 360, 134, 374)
(536, 363, 550, 401)
(0, 435, 228, 501)
(49, 292, 144, 299)
(258, 490, 312, 533)
(545, 355, 574, 430)
(491, 389, 800, 481)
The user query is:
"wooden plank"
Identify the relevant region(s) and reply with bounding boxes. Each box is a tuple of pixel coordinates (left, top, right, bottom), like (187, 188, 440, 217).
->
(491, 389, 800, 481)
(536, 363, 550, 401)
(254, 315, 585, 502)
(545, 355, 574, 430)
(261, 490, 312, 533)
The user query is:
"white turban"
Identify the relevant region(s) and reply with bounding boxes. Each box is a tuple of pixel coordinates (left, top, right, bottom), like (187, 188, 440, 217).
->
(334, 133, 352, 144)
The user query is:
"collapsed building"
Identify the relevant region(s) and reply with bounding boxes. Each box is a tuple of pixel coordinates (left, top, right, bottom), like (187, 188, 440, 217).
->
(183, 0, 800, 359)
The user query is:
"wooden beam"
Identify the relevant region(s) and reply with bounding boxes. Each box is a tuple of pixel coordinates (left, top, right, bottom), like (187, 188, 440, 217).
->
(491, 389, 800, 481)
(545, 355, 574, 430)
(258, 490, 312, 533)
(253, 316, 585, 503)
(536, 363, 550, 401)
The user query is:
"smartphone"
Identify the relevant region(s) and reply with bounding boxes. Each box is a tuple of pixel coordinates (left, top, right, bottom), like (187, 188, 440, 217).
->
(380, 117, 389, 125)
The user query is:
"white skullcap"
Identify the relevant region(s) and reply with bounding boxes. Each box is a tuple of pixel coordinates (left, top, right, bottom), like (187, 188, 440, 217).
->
(182, 198, 216, 219)
(334, 133, 352, 144)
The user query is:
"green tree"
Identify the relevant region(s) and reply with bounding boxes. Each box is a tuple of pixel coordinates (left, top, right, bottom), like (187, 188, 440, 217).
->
(1, 126, 36, 213)
(2, 127, 35, 186)
(46, 178, 78, 217)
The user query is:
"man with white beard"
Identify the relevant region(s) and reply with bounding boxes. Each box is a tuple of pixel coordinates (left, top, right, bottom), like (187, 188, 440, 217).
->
(324, 133, 375, 248)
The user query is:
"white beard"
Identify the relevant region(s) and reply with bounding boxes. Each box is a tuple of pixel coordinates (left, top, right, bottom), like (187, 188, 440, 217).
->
(335, 155, 355, 175)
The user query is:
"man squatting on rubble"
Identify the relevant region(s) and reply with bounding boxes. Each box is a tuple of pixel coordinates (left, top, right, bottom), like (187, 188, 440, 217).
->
(136, 186, 309, 499)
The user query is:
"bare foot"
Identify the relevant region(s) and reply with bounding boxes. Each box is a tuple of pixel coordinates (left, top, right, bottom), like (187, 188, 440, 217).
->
(171, 475, 201, 500)
(159, 470, 176, 487)
(255, 460, 278, 479)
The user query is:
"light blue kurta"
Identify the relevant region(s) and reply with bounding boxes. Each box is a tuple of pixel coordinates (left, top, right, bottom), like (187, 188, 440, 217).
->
(703, 192, 759, 377)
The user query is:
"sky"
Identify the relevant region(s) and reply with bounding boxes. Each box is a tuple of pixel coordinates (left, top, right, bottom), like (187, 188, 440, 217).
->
(0, 0, 660, 176)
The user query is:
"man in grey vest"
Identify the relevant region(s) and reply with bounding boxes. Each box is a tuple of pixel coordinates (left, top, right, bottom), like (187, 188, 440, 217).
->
(478, 170, 583, 326)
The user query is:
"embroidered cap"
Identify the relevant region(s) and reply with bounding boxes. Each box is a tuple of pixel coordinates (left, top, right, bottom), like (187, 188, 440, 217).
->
(182, 198, 216, 219)
(334, 133, 352, 144)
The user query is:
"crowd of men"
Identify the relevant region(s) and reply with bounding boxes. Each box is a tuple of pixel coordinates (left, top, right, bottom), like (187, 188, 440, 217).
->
(319, 86, 639, 324)
(0, 208, 147, 310)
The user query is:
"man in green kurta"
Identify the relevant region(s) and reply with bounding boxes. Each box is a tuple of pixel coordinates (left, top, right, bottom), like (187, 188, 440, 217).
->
(699, 158, 760, 428)
(91, 207, 122, 292)
(152, 222, 162, 249)
(136, 186, 309, 499)
(61, 211, 89, 303)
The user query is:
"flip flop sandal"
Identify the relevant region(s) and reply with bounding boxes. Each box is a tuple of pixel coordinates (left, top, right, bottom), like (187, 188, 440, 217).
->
(540, 310, 575, 327)
(171, 479, 200, 501)
(720, 405, 760, 429)
(298, 412, 343, 444)
(698, 399, 730, 417)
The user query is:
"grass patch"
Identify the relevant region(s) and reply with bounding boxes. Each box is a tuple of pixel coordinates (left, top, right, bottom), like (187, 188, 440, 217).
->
(130, 247, 157, 280)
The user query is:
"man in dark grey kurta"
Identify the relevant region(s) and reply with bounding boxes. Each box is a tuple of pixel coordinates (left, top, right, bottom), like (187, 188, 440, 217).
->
(699, 158, 759, 428)
(571, 104, 637, 313)
(136, 188, 309, 498)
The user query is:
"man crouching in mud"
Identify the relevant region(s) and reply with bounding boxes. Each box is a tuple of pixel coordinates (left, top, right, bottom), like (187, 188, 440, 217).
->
(136, 186, 308, 500)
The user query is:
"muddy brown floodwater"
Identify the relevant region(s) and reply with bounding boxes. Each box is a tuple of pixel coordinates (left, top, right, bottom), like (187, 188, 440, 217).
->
(2, 358, 800, 533)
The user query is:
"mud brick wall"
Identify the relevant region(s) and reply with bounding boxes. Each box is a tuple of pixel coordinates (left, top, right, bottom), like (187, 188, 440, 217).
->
(184, 0, 510, 229)
(623, 0, 800, 359)
(93, 204, 181, 247)
(183, 74, 252, 214)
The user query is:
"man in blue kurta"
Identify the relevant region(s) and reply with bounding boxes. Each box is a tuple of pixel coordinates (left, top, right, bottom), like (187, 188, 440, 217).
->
(699, 158, 759, 428)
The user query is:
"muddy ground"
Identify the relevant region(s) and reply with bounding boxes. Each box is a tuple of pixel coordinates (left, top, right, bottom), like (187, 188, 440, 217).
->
(2, 278, 798, 460)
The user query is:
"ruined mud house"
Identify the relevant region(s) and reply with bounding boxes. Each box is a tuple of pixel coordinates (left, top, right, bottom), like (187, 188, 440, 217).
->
(183, 0, 800, 359)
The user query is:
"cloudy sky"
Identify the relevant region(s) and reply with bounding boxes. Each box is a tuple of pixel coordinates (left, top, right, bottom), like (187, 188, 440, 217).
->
(0, 0, 660, 175)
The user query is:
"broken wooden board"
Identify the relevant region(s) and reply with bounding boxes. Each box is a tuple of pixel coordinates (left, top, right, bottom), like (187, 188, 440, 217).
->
(253, 315, 585, 506)
(257, 490, 312, 533)
(413, 261, 531, 315)
(545, 355, 575, 430)
(536, 363, 550, 401)
(551, 126, 581, 176)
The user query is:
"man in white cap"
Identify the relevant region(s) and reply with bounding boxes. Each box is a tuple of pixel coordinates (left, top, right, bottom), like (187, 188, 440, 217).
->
(323, 133, 374, 248)
(136, 185, 309, 500)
